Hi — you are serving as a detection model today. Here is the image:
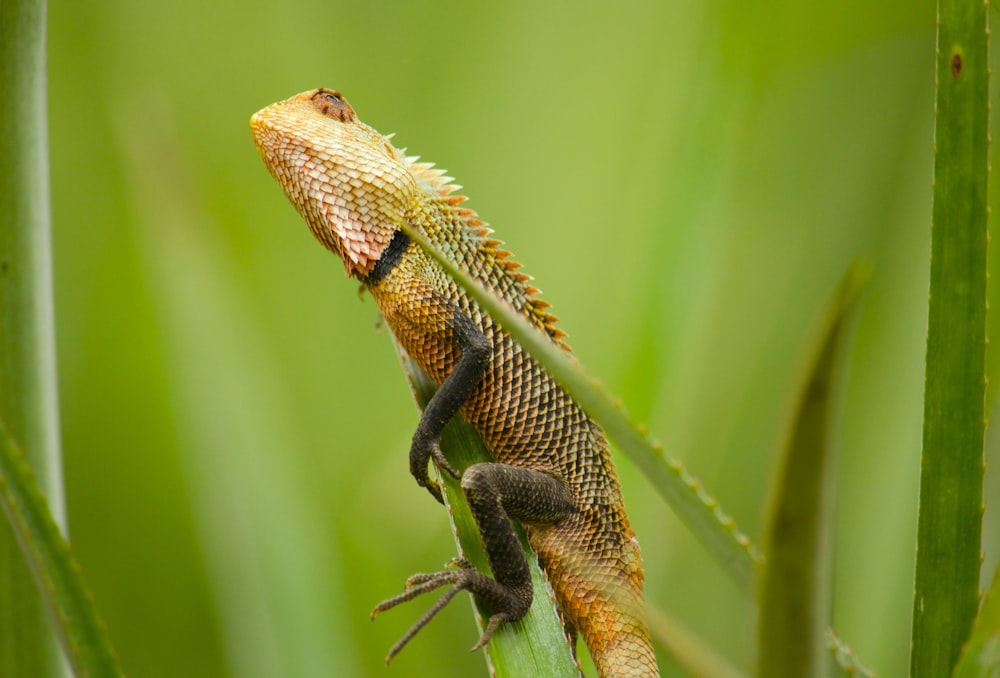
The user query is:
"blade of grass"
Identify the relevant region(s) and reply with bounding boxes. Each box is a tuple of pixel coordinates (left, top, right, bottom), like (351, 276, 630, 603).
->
(0, 0, 70, 675)
(951, 564, 1000, 678)
(910, 0, 989, 674)
(0, 419, 123, 677)
(394, 349, 579, 678)
(757, 264, 867, 678)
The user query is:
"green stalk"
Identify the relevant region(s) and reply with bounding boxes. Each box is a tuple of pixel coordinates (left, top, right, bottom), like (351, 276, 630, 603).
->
(910, 0, 989, 674)
(0, 0, 68, 674)
(394, 350, 579, 678)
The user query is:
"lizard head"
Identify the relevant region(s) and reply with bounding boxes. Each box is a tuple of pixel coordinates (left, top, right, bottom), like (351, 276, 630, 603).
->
(250, 88, 416, 278)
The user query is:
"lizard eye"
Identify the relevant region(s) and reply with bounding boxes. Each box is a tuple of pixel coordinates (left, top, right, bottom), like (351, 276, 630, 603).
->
(311, 89, 355, 122)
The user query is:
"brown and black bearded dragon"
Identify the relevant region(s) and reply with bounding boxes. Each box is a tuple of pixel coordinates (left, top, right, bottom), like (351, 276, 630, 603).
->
(250, 88, 659, 677)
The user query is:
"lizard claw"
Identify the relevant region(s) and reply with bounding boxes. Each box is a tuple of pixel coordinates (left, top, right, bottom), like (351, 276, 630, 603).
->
(423, 445, 460, 504)
(430, 444, 460, 479)
(444, 556, 472, 570)
(469, 612, 510, 652)
(423, 479, 446, 505)
(411, 438, 460, 504)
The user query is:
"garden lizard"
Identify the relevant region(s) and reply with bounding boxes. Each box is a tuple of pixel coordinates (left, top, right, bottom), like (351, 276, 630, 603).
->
(250, 88, 658, 677)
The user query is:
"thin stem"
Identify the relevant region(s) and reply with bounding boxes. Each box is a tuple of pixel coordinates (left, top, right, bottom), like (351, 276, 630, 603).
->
(0, 0, 68, 675)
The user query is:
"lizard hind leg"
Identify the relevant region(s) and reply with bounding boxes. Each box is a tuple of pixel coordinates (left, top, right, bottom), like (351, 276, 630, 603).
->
(372, 462, 576, 662)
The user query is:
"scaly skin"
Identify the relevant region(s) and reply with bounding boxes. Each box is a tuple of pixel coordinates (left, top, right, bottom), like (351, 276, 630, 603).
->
(251, 88, 658, 677)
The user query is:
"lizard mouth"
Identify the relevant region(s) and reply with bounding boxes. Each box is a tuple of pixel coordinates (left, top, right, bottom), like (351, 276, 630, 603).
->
(249, 108, 286, 176)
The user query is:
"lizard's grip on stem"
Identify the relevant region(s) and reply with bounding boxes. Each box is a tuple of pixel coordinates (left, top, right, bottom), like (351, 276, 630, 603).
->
(372, 463, 574, 663)
(409, 434, 459, 504)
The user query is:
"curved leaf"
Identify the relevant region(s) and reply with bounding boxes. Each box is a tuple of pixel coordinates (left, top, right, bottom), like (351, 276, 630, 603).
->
(757, 264, 867, 678)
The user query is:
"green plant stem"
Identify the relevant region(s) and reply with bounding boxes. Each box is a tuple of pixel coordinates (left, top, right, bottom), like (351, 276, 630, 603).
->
(0, 0, 69, 675)
(394, 349, 579, 678)
(910, 0, 989, 674)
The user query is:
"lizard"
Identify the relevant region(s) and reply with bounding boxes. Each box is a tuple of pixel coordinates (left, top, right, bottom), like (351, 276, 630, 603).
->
(250, 88, 659, 678)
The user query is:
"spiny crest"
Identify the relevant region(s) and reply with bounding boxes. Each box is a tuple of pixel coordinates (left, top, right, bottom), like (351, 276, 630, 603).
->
(403, 154, 569, 349)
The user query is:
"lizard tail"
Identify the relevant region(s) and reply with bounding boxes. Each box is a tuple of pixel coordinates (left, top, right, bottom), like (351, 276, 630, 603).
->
(576, 590, 659, 678)
(533, 524, 659, 677)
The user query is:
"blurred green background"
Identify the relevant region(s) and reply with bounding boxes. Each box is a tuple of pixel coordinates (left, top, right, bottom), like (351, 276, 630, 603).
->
(42, 0, 999, 676)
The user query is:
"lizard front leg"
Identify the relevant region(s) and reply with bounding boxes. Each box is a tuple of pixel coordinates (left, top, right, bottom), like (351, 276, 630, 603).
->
(409, 309, 491, 503)
(373, 463, 576, 662)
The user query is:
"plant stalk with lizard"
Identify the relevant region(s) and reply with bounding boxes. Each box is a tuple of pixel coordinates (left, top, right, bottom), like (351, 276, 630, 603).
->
(250, 88, 658, 677)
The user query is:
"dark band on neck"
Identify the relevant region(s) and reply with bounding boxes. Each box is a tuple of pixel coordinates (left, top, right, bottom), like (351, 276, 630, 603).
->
(364, 229, 411, 284)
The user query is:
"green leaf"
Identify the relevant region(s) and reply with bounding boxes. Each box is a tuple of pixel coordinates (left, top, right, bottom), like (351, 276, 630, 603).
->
(951, 564, 1000, 678)
(394, 349, 580, 678)
(910, 0, 989, 674)
(757, 263, 867, 678)
(0, 420, 123, 677)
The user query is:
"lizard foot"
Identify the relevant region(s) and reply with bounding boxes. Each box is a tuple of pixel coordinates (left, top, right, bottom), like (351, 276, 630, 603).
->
(371, 565, 530, 664)
(374, 463, 572, 663)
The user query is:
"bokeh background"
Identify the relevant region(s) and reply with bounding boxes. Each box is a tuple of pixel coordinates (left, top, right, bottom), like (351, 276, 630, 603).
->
(43, 0, 999, 676)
